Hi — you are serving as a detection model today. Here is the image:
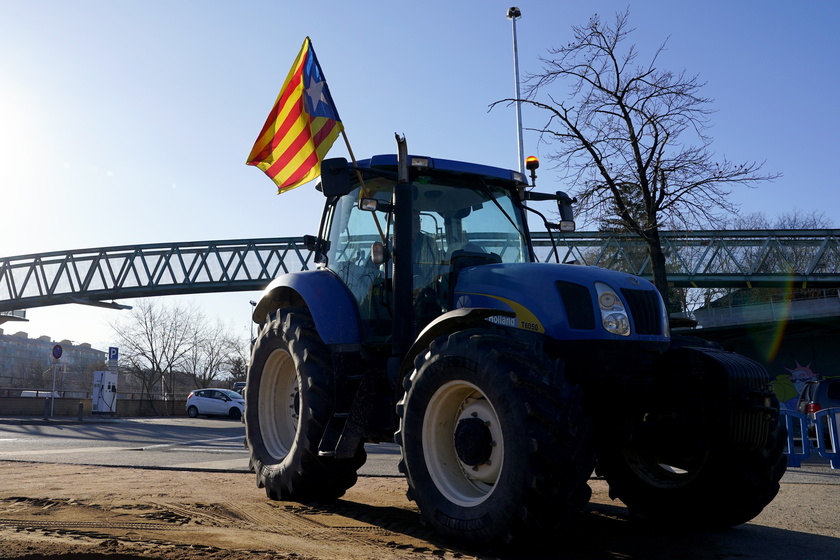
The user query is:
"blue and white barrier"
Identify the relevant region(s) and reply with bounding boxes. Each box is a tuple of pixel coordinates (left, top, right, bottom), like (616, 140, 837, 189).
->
(781, 408, 840, 469)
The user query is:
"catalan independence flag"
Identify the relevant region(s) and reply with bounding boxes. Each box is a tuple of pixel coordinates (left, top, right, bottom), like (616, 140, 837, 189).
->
(247, 37, 344, 193)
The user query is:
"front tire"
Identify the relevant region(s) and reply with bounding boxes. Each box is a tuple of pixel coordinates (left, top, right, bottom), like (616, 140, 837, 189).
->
(245, 307, 366, 501)
(596, 387, 787, 528)
(397, 329, 594, 549)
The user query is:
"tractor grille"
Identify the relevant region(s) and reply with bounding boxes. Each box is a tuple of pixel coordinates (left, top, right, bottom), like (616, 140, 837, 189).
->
(556, 281, 595, 330)
(621, 288, 663, 335)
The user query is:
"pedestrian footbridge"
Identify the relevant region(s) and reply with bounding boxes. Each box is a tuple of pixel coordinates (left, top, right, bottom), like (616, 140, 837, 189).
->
(2, 229, 840, 313)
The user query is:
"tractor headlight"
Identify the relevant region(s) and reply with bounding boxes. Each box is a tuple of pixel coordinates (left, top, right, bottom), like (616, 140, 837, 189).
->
(595, 282, 630, 336)
(603, 313, 630, 335)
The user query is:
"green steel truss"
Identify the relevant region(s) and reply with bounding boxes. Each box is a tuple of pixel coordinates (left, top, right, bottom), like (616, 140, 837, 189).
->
(2, 230, 840, 312)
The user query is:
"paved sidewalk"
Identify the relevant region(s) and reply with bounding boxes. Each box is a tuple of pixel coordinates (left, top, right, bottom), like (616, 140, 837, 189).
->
(0, 415, 186, 425)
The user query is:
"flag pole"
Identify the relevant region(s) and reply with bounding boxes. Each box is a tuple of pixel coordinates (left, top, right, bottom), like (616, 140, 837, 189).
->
(340, 130, 386, 242)
(341, 129, 367, 192)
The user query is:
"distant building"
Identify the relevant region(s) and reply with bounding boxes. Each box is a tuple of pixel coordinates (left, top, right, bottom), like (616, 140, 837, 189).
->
(0, 328, 107, 394)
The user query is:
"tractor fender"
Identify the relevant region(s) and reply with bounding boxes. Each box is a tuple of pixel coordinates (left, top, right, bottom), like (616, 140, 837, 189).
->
(252, 270, 362, 345)
(395, 307, 516, 386)
(656, 344, 775, 450)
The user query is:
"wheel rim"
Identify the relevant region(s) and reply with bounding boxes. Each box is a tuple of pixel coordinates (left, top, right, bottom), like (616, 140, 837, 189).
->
(259, 348, 299, 460)
(422, 380, 503, 507)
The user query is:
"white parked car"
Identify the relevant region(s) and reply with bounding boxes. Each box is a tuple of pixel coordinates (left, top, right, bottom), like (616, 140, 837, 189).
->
(185, 388, 244, 419)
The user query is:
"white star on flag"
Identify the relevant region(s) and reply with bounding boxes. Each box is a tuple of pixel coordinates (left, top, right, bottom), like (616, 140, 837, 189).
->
(306, 78, 327, 113)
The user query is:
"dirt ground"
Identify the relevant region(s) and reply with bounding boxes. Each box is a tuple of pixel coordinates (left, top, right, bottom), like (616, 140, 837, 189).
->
(0, 461, 838, 560)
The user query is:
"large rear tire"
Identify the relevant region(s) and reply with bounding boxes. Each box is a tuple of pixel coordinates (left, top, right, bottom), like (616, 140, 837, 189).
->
(245, 307, 366, 501)
(396, 329, 594, 549)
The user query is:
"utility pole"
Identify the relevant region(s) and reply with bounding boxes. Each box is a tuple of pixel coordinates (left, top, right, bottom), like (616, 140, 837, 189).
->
(507, 7, 525, 176)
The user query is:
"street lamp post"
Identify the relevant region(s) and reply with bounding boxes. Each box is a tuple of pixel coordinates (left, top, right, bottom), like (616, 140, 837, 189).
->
(507, 7, 525, 176)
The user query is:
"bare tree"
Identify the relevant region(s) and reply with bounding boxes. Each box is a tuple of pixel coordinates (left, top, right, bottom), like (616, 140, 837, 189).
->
(111, 299, 248, 409)
(111, 299, 199, 409)
(495, 9, 779, 310)
(226, 344, 249, 385)
(181, 318, 243, 389)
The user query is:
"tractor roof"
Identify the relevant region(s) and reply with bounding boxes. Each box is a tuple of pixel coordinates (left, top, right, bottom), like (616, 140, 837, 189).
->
(356, 154, 526, 185)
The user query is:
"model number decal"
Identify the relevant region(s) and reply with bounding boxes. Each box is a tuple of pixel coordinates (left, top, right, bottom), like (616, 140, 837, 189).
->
(520, 321, 540, 332)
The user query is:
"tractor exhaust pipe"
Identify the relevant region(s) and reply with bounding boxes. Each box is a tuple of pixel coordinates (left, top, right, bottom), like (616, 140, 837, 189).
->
(392, 134, 414, 361)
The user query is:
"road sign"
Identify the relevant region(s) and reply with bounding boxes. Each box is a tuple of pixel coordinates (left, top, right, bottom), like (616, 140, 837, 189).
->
(52, 344, 62, 360)
(108, 346, 119, 374)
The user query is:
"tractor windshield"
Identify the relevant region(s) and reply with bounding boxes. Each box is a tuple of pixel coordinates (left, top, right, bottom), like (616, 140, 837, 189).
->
(324, 174, 530, 340)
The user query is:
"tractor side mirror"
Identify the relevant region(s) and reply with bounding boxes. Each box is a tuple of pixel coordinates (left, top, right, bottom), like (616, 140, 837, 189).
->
(319, 157, 353, 197)
(303, 234, 330, 264)
(556, 191, 576, 232)
(359, 197, 393, 213)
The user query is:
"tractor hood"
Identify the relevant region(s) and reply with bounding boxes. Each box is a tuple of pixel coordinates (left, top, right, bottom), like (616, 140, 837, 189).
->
(452, 262, 670, 343)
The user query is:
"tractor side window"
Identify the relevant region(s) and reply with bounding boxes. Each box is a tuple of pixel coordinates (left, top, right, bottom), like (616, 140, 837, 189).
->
(412, 211, 443, 291)
(327, 188, 386, 301)
(326, 186, 393, 341)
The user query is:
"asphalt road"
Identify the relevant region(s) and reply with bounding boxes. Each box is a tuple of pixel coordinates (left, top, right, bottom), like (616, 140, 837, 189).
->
(0, 416, 402, 476)
(1, 416, 837, 482)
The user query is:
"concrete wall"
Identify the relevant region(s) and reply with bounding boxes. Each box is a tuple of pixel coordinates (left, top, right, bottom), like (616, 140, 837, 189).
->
(0, 397, 188, 417)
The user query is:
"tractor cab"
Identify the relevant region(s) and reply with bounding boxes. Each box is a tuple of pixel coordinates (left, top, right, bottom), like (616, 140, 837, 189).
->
(316, 154, 533, 341)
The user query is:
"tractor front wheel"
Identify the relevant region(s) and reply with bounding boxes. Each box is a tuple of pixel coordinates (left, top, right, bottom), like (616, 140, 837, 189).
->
(396, 329, 594, 549)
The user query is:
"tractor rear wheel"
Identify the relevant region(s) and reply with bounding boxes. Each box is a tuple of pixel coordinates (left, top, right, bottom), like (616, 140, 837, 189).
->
(245, 307, 366, 501)
(396, 329, 594, 549)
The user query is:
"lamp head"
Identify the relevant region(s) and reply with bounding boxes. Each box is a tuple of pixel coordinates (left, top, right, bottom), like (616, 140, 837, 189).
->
(525, 155, 539, 171)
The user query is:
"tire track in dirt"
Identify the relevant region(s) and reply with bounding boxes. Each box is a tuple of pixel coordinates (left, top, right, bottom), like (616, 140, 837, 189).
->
(0, 497, 457, 559)
(159, 500, 459, 557)
(0, 497, 180, 531)
(0, 466, 469, 559)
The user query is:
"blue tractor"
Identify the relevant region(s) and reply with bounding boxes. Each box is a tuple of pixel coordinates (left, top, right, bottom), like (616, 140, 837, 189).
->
(245, 138, 786, 549)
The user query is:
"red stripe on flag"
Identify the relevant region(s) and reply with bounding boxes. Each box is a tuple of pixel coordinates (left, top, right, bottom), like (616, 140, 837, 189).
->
(312, 119, 338, 148)
(265, 124, 313, 180)
(248, 63, 305, 162)
(267, 98, 304, 152)
(281, 149, 320, 189)
(274, 54, 306, 109)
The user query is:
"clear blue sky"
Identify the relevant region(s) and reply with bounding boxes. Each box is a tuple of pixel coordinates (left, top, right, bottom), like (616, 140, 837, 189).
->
(2, 0, 838, 351)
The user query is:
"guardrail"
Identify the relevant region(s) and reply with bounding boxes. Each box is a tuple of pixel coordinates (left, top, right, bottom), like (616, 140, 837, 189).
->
(781, 408, 840, 469)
